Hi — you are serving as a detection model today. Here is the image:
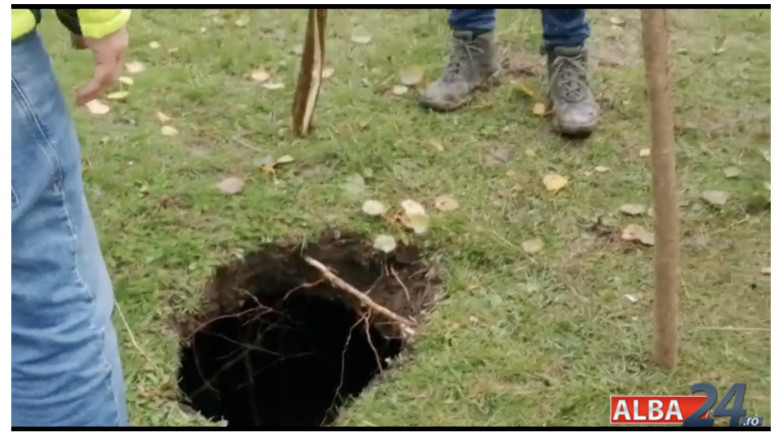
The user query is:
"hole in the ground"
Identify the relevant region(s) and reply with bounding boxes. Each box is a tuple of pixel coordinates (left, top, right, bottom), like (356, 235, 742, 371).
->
(177, 230, 440, 427)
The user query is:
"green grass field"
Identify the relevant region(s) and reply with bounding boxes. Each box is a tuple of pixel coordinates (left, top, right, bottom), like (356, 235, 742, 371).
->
(39, 8, 770, 426)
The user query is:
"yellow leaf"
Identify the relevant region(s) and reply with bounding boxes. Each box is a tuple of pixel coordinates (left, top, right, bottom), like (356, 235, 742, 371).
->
(610, 16, 626, 26)
(321, 66, 335, 79)
(161, 125, 179, 136)
(518, 83, 535, 98)
(85, 100, 110, 115)
(521, 238, 544, 254)
(760, 267, 770, 276)
(118, 76, 134, 86)
(351, 28, 372, 44)
(262, 82, 284, 90)
(543, 174, 569, 192)
(251, 69, 270, 82)
(373, 234, 397, 253)
(156, 111, 171, 123)
(235, 16, 250, 27)
(149, 41, 161, 49)
(107, 91, 129, 101)
(532, 102, 548, 116)
(125, 61, 146, 74)
(362, 200, 388, 216)
(400, 199, 430, 234)
(428, 139, 445, 152)
(400, 65, 425, 86)
(275, 155, 294, 165)
(260, 164, 275, 175)
(639, 148, 651, 157)
(434, 195, 459, 212)
(392, 85, 408, 95)
(620, 203, 646, 216)
(594, 165, 610, 173)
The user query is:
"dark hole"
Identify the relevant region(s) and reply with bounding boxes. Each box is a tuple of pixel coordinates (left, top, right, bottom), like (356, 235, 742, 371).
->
(176, 231, 438, 427)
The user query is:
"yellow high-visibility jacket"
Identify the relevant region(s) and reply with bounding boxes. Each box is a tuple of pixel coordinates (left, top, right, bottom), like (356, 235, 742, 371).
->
(12, 9, 131, 42)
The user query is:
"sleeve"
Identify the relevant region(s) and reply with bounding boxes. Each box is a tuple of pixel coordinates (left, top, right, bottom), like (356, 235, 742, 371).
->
(55, 9, 131, 39)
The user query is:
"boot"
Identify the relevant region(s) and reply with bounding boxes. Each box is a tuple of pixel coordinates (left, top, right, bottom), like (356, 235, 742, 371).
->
(546, 45, 600, 136)
(419, 30, 499, 112)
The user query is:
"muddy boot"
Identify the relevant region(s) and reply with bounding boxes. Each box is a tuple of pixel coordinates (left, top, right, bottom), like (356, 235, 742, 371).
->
(547, 45, 600, 136)
(419, 30, 499, 112)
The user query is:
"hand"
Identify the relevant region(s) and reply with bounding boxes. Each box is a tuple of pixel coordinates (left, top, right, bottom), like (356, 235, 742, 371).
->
(76, 27, 129, 106)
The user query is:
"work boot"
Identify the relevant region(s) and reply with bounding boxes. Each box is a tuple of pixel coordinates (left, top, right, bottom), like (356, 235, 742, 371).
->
(419, 30, 499, 112)
(546, 45, 600, 136)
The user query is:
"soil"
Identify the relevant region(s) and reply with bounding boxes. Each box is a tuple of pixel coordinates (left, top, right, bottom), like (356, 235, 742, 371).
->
(177, 230, 441, 427)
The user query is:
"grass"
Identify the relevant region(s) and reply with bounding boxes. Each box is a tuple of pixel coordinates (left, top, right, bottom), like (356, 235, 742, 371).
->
(38, 8, 770, 426)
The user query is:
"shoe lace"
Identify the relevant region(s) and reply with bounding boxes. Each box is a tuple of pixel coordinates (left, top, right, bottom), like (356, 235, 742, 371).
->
(551, 53, 589, 103)
(443, 36, 483, 82)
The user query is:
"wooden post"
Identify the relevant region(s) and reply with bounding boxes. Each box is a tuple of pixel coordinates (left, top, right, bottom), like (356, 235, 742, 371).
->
(641, 9, 679, 369)
(292, 9, 328, 136)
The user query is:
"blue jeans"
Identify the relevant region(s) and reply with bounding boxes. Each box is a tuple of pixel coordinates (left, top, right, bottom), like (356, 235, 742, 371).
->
(448, 9, 590, 51)
(11, 31, 127, 427)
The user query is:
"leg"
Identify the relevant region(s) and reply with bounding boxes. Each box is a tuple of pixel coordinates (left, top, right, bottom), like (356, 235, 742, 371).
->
(11, 31, 127, 427)
(541, 9, 600, 136)
(419, 9, 500, 112)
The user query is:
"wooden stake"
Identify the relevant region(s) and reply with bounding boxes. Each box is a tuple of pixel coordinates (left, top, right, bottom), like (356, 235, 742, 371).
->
(292, 9, 327, 136)
(641, 9, 680, 369)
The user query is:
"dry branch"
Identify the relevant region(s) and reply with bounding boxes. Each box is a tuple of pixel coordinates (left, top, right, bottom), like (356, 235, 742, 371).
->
(303, 256, 417, 336)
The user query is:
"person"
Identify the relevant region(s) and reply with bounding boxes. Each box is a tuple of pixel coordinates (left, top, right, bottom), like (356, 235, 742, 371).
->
(420, 9, 599, 136)
(12, 8, 131, 426)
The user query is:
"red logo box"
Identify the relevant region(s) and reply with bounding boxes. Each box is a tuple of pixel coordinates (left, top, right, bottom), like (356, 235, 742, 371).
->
(610, 396, 709, 424)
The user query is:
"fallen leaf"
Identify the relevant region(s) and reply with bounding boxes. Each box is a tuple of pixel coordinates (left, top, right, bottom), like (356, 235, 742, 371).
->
(321, 66, 335, 79)
(532, 102, 548, 116)
(639, 148, 651, 157)
(624, 293, 640, 304)
(400, 199, 430, 234)
(125, 61, 146, 74)
(251, 69, 270, 82)
(517, 83, 535, 98)
(215, 177, 245, 195)
(760, 267, 770, 276)
(764, 181, 770, 191)
(620, 203, 646, 216)
(610, 16, 626, 26)
(262, 82, 284, 90)
(373, 234, 397, 253)
(161, 125, 179, 136)
(203, 10, 220, 17)
(234, 16, 250, 27)
(350, 28, 372, 44)
(762, 150, 770, 163)
(168, 47, 179, 54)
(149, 41, 161, 49)
(107, 91, 129, 101)
(342, 174, 366, 197)
(543, 174, 569, 192)
(275, 155, 294, 165)
(621, 224, 654, 246)
(292, 44, 304, 55)
(724, 167, 741, 178)
(400, 65, 425, 86)
(521, 238, 544, 254)
(434, 195, 459, 212)
(85, 99, 110, 115)
(525, 149, 536, 157)
(156, 111, 171, 123)
(362, 200, 388, 216)
(594, 165, 610, 173)
(118, 76, 134, 86)
(392, 85, 408, 95)
(701, 190, 729, 206)
(428, 140, 445, 152)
